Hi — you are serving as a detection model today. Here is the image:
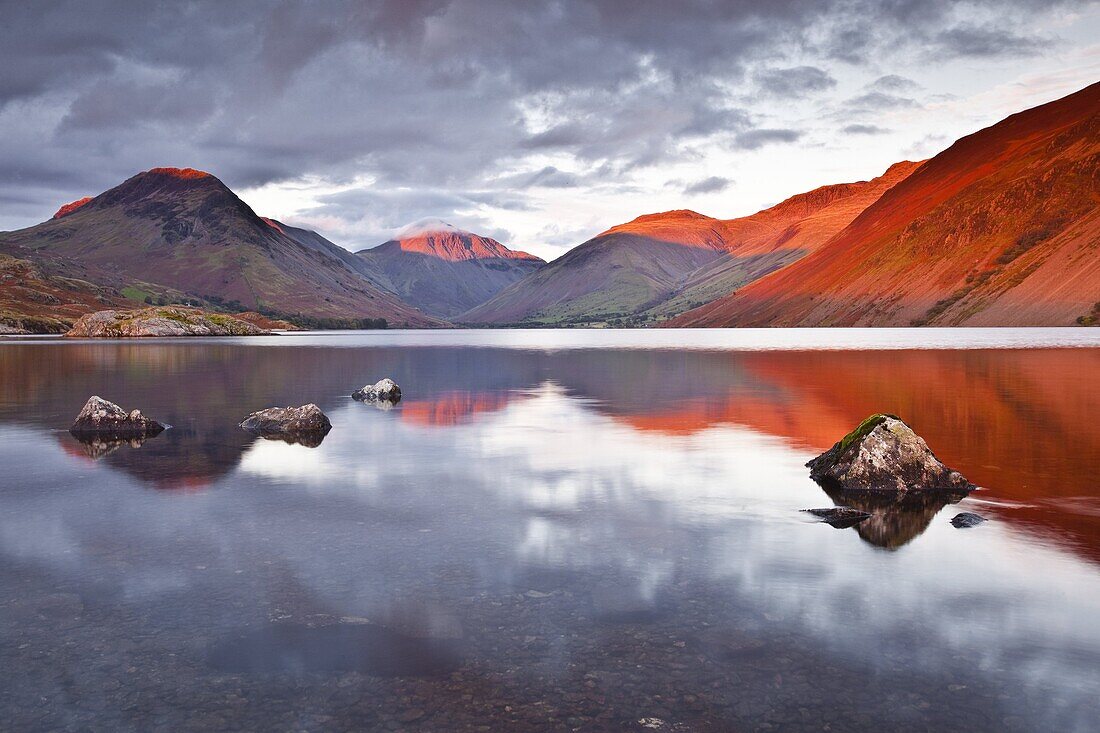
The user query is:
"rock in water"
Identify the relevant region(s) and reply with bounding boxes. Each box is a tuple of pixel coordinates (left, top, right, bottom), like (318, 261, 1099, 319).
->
(803, 507, 872, 528)
(239, 404, 332, 445)
(70, 396, 165, 438)
(352, 378, 402, 403)
(951, 512, 987, 528)
(807, 414, 972, 494)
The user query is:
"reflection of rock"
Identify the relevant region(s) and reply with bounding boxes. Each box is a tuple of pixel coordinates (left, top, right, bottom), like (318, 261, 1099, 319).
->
(239, 404, 331, 446)
(803, 507, 871, 528)
(68, 434, 151, 459)
(352, 377, 402, 403)
(69, 395, 165, 438)
(822, 486, 965, 549)
(951, 512, 987, 528)
(808, 414, 973, 494)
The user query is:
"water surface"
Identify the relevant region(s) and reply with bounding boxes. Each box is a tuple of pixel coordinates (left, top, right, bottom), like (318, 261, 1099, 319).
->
(1, 329, 1099, 732)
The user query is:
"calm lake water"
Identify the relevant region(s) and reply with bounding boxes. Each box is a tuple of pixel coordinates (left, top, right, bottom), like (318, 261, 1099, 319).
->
(1, 329, 1099, 732)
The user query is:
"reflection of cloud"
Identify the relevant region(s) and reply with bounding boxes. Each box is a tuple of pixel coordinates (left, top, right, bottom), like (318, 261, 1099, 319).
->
(3, 371, 1100, 723)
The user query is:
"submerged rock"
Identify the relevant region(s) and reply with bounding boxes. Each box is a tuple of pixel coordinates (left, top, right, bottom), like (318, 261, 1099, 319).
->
(803, 507, 872, 528)
(69, 396, 165, 438)
(951, 512, 987, 528)
(352, 377, 402, 403)
(807, 414, 973, 494)
(65, 307, 269, 337)
(239, 404, 332, 446)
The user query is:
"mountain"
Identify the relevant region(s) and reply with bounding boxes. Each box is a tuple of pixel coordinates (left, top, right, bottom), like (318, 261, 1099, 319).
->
(354, 220, 544, 318)
(0, 167, 440, 327)
(461, 163, 920, 325)
(460, 210, 733, 324)
(647, 161, 922, 318)
(670, 82, 1100, 327)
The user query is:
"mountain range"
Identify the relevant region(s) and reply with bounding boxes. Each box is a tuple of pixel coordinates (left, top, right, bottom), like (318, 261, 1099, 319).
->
(0, 82, 1096, 332)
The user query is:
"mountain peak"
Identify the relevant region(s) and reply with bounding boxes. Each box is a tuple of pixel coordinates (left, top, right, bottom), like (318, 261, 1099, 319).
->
(395, 218, 465, 238)
(144, 167, 212, 180)
(53, 197, 93, 219)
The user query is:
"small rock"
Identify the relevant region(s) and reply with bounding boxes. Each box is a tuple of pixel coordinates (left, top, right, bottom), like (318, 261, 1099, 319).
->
(807, 414, 973, 494)
(951, 512, 987, 528)
(352, 378, 402, 403)
(69, 395, 165, 438)
(239, 404, 331, 446)
(803, 507, 872, 528)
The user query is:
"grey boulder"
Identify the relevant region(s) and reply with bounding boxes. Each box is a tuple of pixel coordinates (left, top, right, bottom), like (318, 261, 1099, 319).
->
(352, 378, 401, 403)
(240, 404, 332, 446)
(70, 396, 165, 438)
(808, 414, 972, 494)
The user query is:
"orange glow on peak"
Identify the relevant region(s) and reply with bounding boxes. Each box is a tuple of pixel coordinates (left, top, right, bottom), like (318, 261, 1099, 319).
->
(146, 167, 211, 179)
(52, 196, 93, 219)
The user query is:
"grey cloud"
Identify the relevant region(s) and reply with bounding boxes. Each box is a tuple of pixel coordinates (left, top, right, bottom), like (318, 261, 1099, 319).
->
(869, 75, 920, 93)
(0, 0, 1088, 229)
(931, 24, 1049, 59)
(754, 66, 837, 98)
(842, 123, 891, 135)
(845, 91, 919, 111)
(733, 128, 802, 150)
(683, 176, 732, 195)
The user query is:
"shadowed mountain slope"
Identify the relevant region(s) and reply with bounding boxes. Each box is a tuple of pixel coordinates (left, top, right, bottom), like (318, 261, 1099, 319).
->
(0, 168, 440, 326)
(670, 82, 1100, 327)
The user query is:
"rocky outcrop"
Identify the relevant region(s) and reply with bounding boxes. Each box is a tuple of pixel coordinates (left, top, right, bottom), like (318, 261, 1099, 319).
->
(239, 404, 332, 446)
(951, 512, 987, 528)
(803, 507, 872, 528)
(0, 323, 29, 335)
(70, 396, 165, 438)
(65, 307, 269, 337)
(807, 414, 973, 494)
(353, 378, 402, 403)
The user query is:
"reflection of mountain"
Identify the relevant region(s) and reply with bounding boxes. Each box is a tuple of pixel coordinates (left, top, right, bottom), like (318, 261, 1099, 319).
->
(399, 391, 518, 427)
(1, 341, 1097, 562)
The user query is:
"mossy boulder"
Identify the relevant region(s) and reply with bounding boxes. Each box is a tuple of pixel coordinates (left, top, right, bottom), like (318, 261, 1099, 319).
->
(807, 414, 973, 494)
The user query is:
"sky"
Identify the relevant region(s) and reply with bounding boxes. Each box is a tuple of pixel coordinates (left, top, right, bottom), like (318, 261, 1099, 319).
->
(0, 1, 1098, 261)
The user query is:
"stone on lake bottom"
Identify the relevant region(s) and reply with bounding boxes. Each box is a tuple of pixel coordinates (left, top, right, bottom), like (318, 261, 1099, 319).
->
(951, 512, 987, 528)
(803, 507, 872, 528)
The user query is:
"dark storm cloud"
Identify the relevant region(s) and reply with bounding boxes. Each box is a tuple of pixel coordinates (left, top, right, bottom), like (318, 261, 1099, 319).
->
(754, 66, 837, 98)
(0, 0, 1084, 233)
(684, 176, 733, 195)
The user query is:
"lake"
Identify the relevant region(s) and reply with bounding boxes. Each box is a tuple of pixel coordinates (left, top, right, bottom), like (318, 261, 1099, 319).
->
(1, 329, 1099, 732)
